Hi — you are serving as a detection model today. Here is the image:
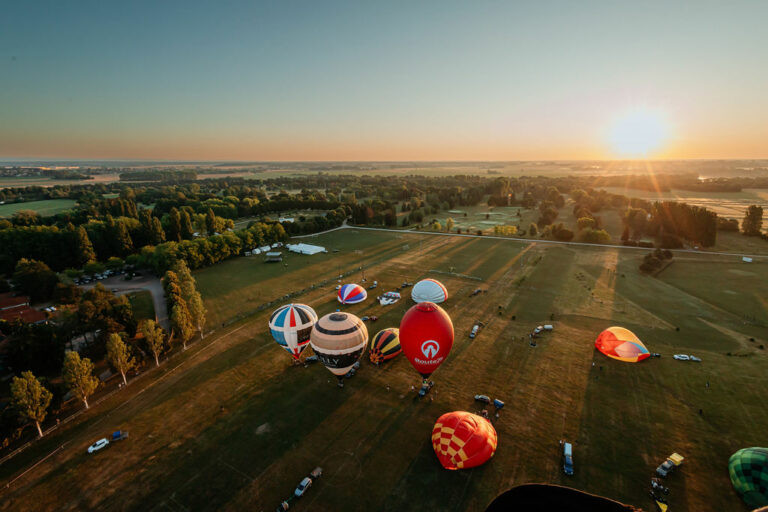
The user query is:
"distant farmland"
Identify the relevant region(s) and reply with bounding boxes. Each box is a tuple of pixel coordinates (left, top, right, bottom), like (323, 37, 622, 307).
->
(0, 199, 77, 217)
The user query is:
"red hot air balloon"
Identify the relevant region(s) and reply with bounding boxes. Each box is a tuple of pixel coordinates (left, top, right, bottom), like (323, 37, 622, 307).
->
(432, 411, 497, 470)
(399, 302, 454, 380)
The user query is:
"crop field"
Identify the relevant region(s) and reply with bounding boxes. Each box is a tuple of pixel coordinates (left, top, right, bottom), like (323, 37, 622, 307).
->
(1, 230, 766, 512)
(0, 199, 77, 218)
(601, 186, 768, 220)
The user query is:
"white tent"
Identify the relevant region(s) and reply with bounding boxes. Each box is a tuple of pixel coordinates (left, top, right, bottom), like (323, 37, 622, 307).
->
(287, 243, 327, 255)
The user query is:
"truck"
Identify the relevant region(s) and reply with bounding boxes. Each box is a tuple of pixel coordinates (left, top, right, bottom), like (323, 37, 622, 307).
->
(563, 442, 574, 475)
(656, 453, 684, 477)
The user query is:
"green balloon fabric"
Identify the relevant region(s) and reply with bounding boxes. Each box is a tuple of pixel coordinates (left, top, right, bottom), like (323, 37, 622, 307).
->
(729, 447, 768, 508)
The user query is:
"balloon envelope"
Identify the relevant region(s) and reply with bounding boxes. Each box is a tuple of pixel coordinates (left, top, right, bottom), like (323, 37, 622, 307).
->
(338, 284, 367, 304)
(432, 411, 497, 470)
(310, 312, 368, 376)
(411, 279, 448, 304)
(369, 328, 401, 364)
(268, 304, 317, 360)
(729, 447, 768, 508)
(595, 326, 650, 362)
(399, 302, 454, 378)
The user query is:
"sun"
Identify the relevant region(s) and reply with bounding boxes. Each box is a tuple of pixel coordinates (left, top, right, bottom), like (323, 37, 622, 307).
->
(608, 109, 669, 157)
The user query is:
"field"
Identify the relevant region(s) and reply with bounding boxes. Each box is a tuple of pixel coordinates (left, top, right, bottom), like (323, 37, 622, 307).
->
(127, 290, 156, 322)
(601, 186, 768, 220)
(0, 229, 766, 512)
(0, 199, 77, 218)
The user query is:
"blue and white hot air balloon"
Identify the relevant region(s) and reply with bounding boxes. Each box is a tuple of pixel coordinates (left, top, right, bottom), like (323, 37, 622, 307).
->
(337, 284, 367, 304)
(269, 304, 318, 360)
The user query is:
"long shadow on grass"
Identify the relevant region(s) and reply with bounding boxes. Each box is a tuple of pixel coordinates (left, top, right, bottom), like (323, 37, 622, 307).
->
(93, 364, 353, 511)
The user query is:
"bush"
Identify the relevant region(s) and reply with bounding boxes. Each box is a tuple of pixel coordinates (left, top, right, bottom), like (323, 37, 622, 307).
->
(581, 229, 611, 244)
(622, 240, 638, 247)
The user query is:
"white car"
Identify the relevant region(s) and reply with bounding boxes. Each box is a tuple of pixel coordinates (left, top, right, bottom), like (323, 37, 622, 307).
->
(87, 438, 109, 454)
(689, 355, 702, 362)
(294, 476, 312, 497)
(673, 354, 690, 361)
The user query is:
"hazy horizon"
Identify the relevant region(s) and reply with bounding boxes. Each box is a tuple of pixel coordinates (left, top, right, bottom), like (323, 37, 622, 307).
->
(2, 0, 767, 161)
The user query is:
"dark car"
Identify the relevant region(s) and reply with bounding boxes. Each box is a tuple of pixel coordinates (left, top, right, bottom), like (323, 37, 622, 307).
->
(474, 394, 491, 404)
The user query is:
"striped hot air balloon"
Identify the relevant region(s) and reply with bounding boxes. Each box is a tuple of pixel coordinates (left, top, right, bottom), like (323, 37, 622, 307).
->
(268, 304, 318, 360)
(369, 328, 401, 364)
(432, 411, 497, 470)
(338, 284, 367, 304)
(594, 326, 650, 363)
(310, 312, 368, 385)
(411, 279, 448, 303)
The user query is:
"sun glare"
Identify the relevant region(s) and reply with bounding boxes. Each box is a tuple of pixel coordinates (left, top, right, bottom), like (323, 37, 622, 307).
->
(608, 109, 669, 157)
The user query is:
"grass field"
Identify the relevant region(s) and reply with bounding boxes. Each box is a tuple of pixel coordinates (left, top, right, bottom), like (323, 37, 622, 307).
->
(0, 199, 77, 218)
(127, 290, 156, 322)
(0, 230, 766, 512)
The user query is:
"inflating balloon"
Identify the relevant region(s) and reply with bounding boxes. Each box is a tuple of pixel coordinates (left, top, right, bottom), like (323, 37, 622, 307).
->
(337, 284, 367, 304)
(729, 447, 768, 508)
(268, 304, 317, 360)
(411, 278, 448, 304)
(432, 411, 497, 470)
(595, 326, 650, 363)
(399, 302, 454, 383)
(369, 328, 401, 364)
(310, 312, 368, 386)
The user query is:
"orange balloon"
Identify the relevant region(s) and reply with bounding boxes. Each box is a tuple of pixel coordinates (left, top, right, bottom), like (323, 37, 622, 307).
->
(431, 411, 497, 470)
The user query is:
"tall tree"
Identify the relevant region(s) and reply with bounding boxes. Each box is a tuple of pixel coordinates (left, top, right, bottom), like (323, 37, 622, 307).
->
(106, 333, 137, 386)
(13, 259, 59, 302)
(742, 205, 764, 236)
(171, 302, 194, 350)
(10, 371, 53, 438)
(205, 208, 216, 236)
(150, 216, 166, 245)
(62, 351, 100, 409)
(167, 208, 182, 242)
(180, 209, 195, 239)
(75, 226, 96, 266)
(114, 220, 134, 256)
(140, 319, 165, 367)
(185, 287, 206, 340)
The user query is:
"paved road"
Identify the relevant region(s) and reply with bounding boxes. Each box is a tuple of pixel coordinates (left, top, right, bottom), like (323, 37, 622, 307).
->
(80, 274, 169, 329)
(295, 223, 767, 260)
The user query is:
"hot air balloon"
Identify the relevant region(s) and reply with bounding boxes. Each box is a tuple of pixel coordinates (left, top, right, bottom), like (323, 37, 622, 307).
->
(411, 278, 448, 304)
(400, 302, 454, 387)
(338, 284, 367, 304)
(595, 326, 650, 362)
(310, 312, 368, 386)
(268, 304, 317, 360)
(432, 411, 497, 470)
(369, 328, 401, 364)
(729, 447, 768, 508)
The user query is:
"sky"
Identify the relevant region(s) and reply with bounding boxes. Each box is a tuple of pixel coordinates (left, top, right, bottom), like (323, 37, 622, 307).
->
(1, 0, 767, 161)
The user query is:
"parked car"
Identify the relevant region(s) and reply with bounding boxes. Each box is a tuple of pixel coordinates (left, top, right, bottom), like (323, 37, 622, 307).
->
(369, 315, 378, 322)
(87, 438, 109, 454)
(563, 442, 574, 475)
(294, 477, 312, 497)
(310, 467, 323, 479)
(474, 394, 491, 404)
(361, 316, 369, 321)
(689, 355, 702, 362)
(673, 354, 690, 361)
(650, 353, 662, 358)
(469, 325, 480, 339)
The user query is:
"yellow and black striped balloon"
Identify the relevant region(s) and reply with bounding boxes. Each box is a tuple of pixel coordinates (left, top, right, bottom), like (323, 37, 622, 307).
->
(369, 328, 401, 364)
